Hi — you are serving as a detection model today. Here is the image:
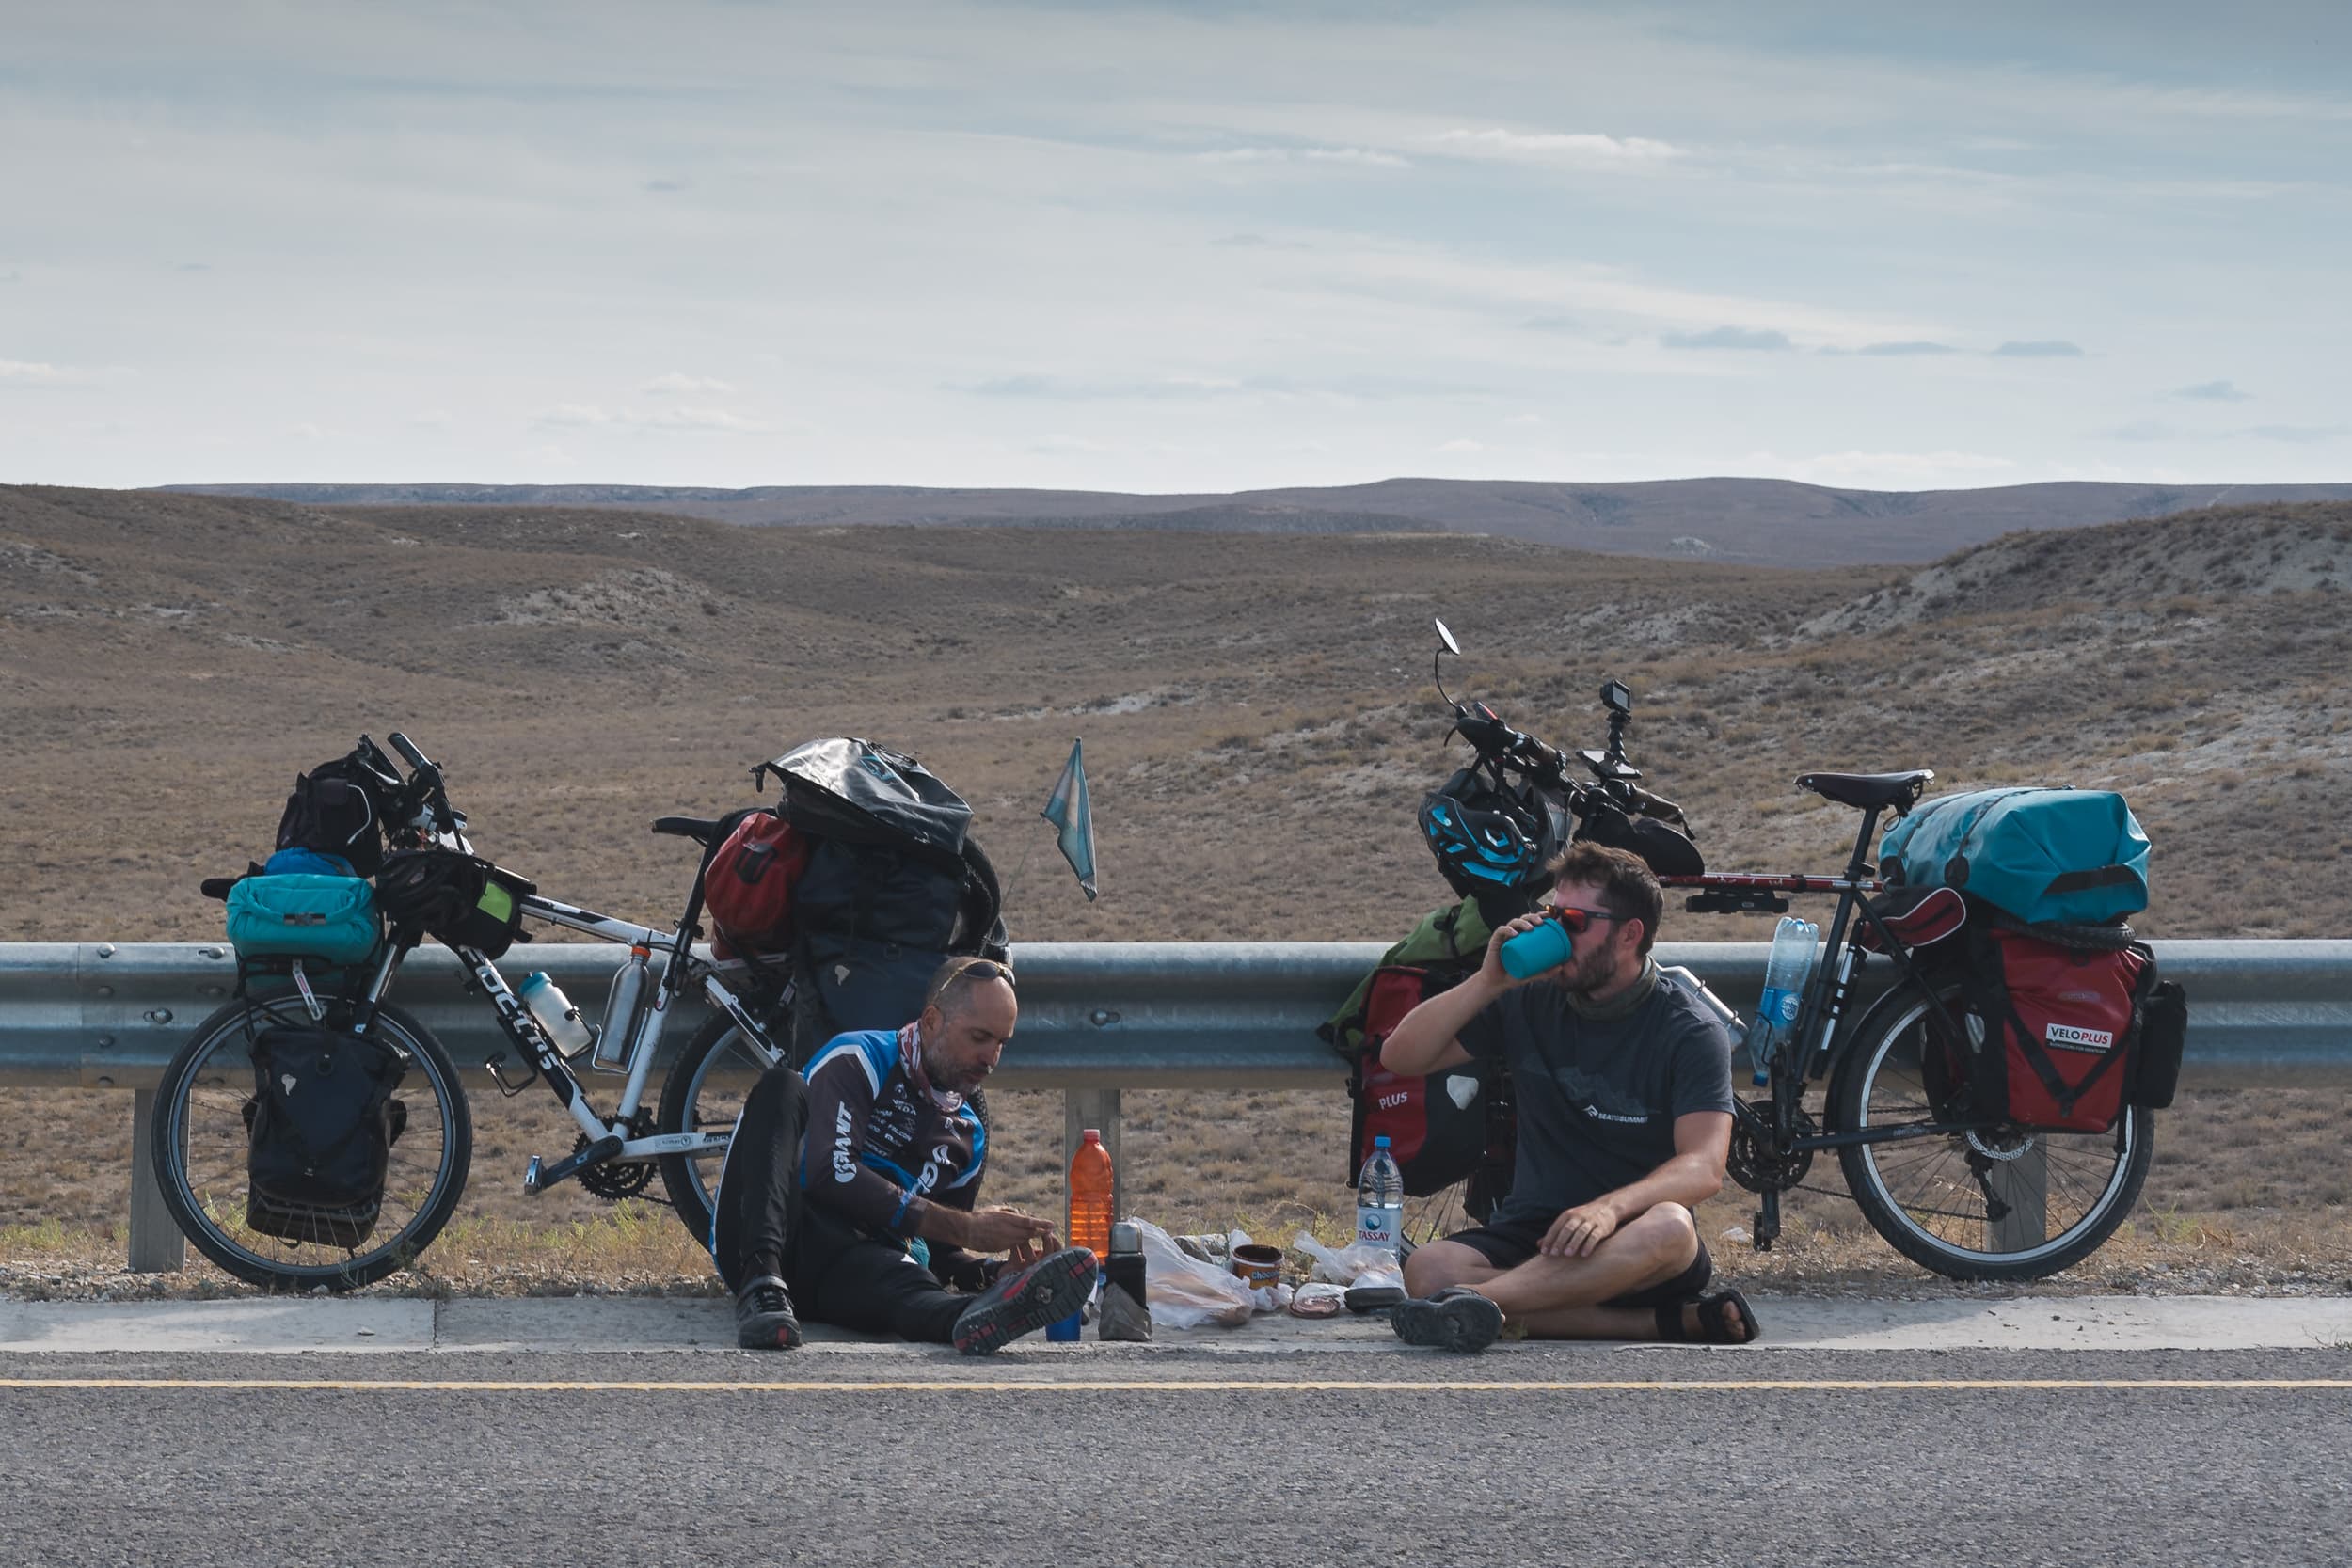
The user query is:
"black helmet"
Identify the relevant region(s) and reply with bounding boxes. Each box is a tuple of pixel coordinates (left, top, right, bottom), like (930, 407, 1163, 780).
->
(1418, 768, 1568, 898)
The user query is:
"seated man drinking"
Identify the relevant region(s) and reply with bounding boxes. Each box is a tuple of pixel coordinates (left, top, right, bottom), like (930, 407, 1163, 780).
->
(1379, 843, 1756, 1353)
(710, 956, 1097, 1353)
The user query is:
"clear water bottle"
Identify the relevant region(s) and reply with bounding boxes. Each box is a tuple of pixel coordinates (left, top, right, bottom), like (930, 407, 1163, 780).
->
(1749, 915, 1820, 1085)
(1355, 1135, 1405, 1258)
(594, 946, 652, 1071)
(516, 972, 594, 1059)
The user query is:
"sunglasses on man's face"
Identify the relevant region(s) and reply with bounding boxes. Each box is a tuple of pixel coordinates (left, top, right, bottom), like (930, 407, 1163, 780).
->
(1545, 902, 1622, 936)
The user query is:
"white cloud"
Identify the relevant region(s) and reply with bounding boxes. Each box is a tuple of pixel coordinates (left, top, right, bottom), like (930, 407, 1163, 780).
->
(537, 403, 615, 427)
(1, 358, 74, 383)
(642, 372, 736, 394)
(534, 401, 771, 434)
(2172, 379, 2251, 402)
(1434, 128, 1679, 164)
(644, 404, 771, 432)
(1197, 146, 1408, 167)
(1435, 438, 1486, 452)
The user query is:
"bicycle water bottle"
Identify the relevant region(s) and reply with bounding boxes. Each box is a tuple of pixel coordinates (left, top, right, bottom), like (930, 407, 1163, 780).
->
(1068, 1128, 1115, 1261)
(593, 946, 653, 1071)
(1501, 914, 1575, 980)
(1355, 1135, 1405, 1258)
(1749, 915, 1820, 1085)
(516, 973, 594, 1059)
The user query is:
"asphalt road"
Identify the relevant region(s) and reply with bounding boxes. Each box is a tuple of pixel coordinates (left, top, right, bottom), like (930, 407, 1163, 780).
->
(6, 1345, 2350, 1567)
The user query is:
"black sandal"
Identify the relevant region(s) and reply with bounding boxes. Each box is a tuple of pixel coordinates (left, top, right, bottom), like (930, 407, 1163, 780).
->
(1652, 1286, 1759, 1345)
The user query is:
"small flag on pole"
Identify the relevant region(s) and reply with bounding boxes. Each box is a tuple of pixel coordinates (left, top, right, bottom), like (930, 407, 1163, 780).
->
(1040, 738, 1098, 901)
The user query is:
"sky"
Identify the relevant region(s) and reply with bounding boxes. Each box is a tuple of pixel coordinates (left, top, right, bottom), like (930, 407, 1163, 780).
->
(3, 1, 2347, 494)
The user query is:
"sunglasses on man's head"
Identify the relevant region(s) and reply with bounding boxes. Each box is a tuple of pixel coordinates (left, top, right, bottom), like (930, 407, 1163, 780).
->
(1545, 901, 1622, 935)
(929, 957, 1015, 1006)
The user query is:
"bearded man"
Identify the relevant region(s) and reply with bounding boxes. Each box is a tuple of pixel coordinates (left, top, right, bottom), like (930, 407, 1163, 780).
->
(1378, 843, 1757, 1352)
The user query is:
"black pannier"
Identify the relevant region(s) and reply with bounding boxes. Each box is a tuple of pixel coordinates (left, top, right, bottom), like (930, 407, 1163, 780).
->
(751, 738, 1007, 1053)
(244, 1024, 408, 1248)
(2132, 979, 2188, 1109)
(374, 848, 535, 959)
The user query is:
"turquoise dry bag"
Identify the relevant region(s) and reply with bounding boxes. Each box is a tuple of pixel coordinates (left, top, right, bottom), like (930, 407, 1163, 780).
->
(1879, 787, 2150, 927)
(226, 873, 384, 965)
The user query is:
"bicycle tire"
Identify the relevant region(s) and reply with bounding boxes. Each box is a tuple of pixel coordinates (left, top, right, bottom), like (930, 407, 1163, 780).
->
(1984, 908, 2138, 952)
(656, 1011, 787, 1247)
(151, 995, 472, 1291)
(1829, 977, 2151, 1281)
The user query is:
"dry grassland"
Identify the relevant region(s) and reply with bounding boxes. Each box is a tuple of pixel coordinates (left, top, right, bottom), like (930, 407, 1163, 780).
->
(4, 485, 2349, 1293)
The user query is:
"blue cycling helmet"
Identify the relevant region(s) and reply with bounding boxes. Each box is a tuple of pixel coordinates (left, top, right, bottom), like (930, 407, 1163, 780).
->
(1418, 770, 1568, 898)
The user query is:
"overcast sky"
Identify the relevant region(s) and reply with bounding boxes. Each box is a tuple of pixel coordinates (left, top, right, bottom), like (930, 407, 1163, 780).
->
(4, 1, 2346, 493)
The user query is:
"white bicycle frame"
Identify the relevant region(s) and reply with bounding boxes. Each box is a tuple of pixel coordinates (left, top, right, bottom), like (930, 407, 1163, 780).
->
(349, 891, 787, 1190)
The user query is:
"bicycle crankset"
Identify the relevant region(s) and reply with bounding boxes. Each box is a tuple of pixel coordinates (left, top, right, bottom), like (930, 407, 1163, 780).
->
(1727, 1100, 1818, 1194)
(577, 1113, 658, 1201)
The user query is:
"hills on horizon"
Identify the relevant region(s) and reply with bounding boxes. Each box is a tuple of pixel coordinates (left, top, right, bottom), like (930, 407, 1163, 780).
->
(161, 475, 2352, 567)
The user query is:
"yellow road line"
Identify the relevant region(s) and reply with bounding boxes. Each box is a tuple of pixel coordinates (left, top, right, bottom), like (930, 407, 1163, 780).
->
(3, 1377, 2350, 1394)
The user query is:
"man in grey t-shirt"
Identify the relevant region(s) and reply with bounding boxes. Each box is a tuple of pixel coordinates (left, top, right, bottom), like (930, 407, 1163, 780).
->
(1380, 843, 1756, 1352)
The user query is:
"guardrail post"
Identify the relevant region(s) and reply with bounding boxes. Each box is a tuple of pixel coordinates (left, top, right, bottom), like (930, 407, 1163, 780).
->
(1987, 1145, 2048, 1254)
(1063, 1088, 1122, 1226)
(127, 1087, 186, 1274)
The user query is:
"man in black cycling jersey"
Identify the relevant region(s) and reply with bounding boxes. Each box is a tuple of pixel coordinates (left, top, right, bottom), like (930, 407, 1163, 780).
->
(712, 956, 1098, 1352)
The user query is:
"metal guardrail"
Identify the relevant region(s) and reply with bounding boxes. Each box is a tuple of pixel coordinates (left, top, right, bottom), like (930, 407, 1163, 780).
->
(3, 940, 2347, 1273)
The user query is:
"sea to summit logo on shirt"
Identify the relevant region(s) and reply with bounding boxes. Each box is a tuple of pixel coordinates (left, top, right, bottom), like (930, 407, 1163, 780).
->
(2044, 1022, 2115, 1053)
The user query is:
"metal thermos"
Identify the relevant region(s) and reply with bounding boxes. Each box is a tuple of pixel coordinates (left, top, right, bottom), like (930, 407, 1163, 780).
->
(1100, 1221, 1152, 1341)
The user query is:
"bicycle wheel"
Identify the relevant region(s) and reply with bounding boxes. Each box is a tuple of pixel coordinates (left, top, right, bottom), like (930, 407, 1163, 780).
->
(151, 996, 472, 1291)
(1830, 977, 2151, 1281)
(656, 1011, 787, 1247)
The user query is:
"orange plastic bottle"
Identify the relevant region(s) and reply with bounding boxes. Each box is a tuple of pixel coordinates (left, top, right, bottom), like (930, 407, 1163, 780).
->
(1067, 1129, 1116, 1261)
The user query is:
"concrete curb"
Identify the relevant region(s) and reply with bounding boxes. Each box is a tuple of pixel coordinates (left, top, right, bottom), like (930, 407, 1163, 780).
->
(3, 1294, 2348, 1355)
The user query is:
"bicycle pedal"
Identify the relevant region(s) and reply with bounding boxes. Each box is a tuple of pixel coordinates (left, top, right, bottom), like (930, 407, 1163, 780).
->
(522, 1133, 625, 1196)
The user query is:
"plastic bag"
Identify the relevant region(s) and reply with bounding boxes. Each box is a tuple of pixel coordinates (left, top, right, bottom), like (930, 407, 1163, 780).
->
(1129, 1217, 1256, 1329)
(1293, 1231, 1405, 1291)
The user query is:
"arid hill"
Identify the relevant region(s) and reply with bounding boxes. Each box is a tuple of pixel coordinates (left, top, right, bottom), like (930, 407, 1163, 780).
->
(160, 476, 2352, 569)
(5, 484, 2345, 943)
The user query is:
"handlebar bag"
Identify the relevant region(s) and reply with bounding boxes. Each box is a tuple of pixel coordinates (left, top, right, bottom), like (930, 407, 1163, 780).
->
(374, 849, 535, 959)
(243, 1022, 407, 1247)
(1880, 787, 2150, 926)
(703, 810, 811, 958)
(225, 874, 383, 966)
(1955, 927, 2158, 1132)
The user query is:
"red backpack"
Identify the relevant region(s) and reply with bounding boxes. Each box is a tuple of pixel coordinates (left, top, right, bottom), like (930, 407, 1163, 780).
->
(1956, 927, 2159, 1132)
(1336, 964, 1516, 1217)
(702, 811, 811, 958)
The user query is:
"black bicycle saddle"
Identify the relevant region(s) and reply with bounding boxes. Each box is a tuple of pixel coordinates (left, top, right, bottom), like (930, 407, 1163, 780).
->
(1794, 769, 1934, 814)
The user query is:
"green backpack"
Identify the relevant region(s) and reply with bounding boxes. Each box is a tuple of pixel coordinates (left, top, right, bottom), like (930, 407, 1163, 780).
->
(1321, 895, 1497, 1059)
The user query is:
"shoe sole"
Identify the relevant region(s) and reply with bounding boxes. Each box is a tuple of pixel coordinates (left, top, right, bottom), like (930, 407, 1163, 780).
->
(953, 1251, 1099, 1355)
(736, 1312, 803, 1351)
(1390, 1293, 1502, 1354)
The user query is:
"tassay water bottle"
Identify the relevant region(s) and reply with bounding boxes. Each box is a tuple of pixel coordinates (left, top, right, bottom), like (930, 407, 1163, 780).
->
(1355, 1135, 1405, 1259)
(1749, 915, 1820, 1085)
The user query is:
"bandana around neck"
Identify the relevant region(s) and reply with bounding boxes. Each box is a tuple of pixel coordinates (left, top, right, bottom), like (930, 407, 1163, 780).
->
(1564, 956, 1660, 1022)
(898, 1020, 964, 1112)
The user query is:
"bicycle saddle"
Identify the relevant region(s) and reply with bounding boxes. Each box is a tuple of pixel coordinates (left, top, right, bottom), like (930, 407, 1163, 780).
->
(1795, 769, 1934, 814)
(651, 815, 725, 844)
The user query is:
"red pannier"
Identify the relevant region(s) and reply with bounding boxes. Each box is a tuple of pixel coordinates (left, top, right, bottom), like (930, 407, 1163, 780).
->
(702, 810, 810, 958)
(1960, 928, 2158, 1132)
(1342, 966, 1514, 1212)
